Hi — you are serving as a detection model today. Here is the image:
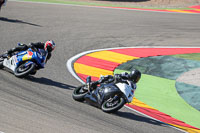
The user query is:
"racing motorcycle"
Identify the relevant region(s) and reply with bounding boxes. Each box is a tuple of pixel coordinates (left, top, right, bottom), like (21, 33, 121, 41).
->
(72, 76, 135, 113)
(0, 45, 47, 78)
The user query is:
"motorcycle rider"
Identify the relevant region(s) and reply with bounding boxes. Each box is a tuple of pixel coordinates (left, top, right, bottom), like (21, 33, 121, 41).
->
(0, 0, 7, 11)
(89, 69, 141, 91)
(5, 40, 55, 63)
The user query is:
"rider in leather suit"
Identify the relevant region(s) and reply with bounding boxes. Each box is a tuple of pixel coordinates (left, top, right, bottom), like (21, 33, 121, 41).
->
(5, 40, 55, 63)
(90, 69, 141, 91)
(0, 0, 6, 11)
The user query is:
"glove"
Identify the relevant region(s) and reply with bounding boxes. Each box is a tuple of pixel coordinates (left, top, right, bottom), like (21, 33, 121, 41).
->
(121, 72, 129, 77)
(17, 43, 27, 46)
(6, 49, 13, 58)
(28, 43, 37, 51)
(98, 75, 113, 83)
(28, 43, 34, 48)
(114, 74, 121, 82)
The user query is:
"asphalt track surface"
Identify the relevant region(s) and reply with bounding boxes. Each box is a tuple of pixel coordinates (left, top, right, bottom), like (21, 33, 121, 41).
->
(0, 1, 200, 133)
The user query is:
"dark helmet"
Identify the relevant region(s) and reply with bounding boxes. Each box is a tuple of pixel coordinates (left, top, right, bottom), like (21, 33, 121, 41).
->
(129, 69, 141, 83)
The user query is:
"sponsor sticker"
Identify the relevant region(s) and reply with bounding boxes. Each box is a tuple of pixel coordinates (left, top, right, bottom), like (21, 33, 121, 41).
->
(28, 51, 33, 56)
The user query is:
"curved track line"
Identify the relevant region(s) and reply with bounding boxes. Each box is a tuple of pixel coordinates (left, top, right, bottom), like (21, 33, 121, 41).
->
(11, 0, 200, 14)
(66, 46, 200, 133)
(67, 46, 198, 83)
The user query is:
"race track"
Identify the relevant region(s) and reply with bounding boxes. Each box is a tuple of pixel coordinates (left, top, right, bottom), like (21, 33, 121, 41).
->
(0, 1, 200, 133)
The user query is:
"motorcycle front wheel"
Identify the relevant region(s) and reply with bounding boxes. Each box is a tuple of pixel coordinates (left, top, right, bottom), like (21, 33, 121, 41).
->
(14, 63, 36, 78)
(72, 85, 88, 102)
(101, 96, 125, 113)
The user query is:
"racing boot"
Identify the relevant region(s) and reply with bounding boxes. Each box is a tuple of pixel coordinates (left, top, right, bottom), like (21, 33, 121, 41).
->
(89, 81, 99, 91)
(6, 50, 12, 59)
(0, 50, 12, 59)
(84, 76, 92, 92)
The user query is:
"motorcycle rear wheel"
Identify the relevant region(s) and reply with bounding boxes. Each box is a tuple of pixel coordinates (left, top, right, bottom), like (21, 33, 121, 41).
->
(72, 85, 88, 102)
(14, 63, 36, 78)
(0, 58, 4, 69)
(101, 96, 125, 113)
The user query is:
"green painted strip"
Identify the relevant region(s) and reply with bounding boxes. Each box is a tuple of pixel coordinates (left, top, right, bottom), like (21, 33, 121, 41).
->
(15, 0, 194, 10)
(115, 69, 200, 128)
(171, 53, 200, 61)
(114, 69, 130, 74)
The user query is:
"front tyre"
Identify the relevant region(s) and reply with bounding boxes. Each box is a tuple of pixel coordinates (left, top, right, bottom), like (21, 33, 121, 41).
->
(14, 63, 36, 78)
(72, 85, 88, 102)
(101, 97, 125, 113)
(30, 69, 37, 75)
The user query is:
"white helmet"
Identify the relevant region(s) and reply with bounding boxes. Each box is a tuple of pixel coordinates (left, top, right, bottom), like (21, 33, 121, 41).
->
(44, 40, 55, 52)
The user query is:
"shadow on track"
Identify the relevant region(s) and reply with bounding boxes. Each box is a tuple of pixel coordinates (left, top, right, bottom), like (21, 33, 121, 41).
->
(114, 111, 167, 127)
(96, 0, 150, 2)
(0, 17, 42, 27)
(26, 76, 75, 90)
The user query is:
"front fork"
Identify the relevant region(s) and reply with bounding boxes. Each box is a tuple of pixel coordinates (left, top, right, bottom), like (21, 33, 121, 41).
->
(106, 95, 121, 107)
(86, 76, 92, 92)
(107, 95, 119, 102)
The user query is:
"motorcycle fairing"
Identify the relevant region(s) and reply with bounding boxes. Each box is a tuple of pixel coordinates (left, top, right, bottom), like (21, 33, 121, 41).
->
(35, 49, 47, 68)
(16, 50, 32, 63)
(84, 83, 122, 108)
(17, 48, 46, 68)
(2, 48, 46, 72)
(115, 81, 135, 103)
(22, 51, 33, 61)
(3, 55, 18, 71)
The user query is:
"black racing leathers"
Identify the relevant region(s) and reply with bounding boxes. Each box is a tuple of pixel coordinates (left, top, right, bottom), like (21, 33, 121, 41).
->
(90, 72, 135, 90)
(0, 0, 5, 10)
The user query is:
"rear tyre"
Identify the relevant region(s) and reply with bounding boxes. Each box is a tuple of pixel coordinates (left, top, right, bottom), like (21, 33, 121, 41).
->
(30, 70, 37, 75)
(0, 57, 4, 69)
(72, 85, 88, 102)
(14, 63, 35, 78)
(101, 97, 125, 113)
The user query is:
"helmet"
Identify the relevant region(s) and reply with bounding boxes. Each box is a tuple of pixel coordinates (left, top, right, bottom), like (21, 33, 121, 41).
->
(129, 69, 141, 83)
(44, 40, 55, 52)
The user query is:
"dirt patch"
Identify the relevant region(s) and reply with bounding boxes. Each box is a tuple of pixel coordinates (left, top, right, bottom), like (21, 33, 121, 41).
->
(68, 0, 200, 8)
(177, 68, 200, 87)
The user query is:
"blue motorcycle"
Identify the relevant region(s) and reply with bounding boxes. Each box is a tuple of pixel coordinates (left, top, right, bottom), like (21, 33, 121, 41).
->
(0, 46, 47, 78)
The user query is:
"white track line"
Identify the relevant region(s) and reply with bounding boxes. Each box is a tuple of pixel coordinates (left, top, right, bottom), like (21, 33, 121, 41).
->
(67, 46, 199, 83)
(10, 0, 199, 15)
(66, 46, 199, 133)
